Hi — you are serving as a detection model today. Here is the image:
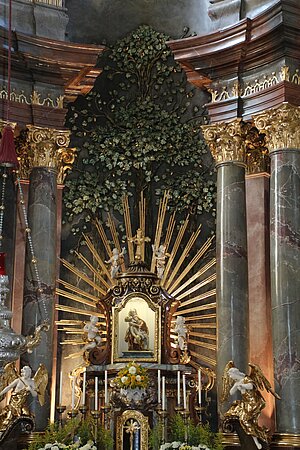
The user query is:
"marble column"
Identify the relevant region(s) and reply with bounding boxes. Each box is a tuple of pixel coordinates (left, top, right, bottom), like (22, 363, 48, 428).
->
(21, 126, 71, 430)
(254, 103, 300, 442)
(202, 119, 250, 416)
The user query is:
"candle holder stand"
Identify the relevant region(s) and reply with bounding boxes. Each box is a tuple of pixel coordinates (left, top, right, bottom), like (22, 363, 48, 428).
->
(179, 409, 190, 443)
(79, 404, 88, 421)
(195, 405, 206, 425)
(101, 403, 111, 429)
(157, 407, 168, 445)
(91, 410, 101, 444)
(67, 409, 79, 420)
(56, 405, 66, 429)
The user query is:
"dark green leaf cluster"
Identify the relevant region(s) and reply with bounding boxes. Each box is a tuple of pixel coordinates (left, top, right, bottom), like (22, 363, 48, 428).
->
(64, 25, 216, 234)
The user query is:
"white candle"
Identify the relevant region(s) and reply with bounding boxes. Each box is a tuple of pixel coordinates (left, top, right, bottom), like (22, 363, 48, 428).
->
(198, 369, 202, 405)
(95, 376, 98, 410)
(104, 370, 108, 404)
(82, 369, 86, 406)
(71, 377, 75, 410)
(59, 370, 63, 405)
(182, 374, 187, 410)
(162, 376, 166, 411)
(158, 370, 161, 404)
(177, 371, 181, 406)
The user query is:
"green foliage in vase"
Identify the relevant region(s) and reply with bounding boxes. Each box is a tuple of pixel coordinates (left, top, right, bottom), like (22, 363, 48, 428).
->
(64, 25, 216, 235)
(28, 416, 113, 450)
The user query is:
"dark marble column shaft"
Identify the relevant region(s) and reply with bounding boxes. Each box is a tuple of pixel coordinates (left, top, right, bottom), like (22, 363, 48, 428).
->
(216, 161, 249, 414)
(22, 166, 57, 430)
(270, 148, 300, 433)
(253, 103, 300, 438)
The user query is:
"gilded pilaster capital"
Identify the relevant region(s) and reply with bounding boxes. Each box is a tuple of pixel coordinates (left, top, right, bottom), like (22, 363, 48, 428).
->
(16, 125, 76, 184)
(201, 119, 250, 166)
(253, 103, 300, 152)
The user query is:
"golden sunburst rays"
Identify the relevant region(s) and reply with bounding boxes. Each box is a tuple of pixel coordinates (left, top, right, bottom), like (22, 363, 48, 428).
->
(56, 191, 216, 368)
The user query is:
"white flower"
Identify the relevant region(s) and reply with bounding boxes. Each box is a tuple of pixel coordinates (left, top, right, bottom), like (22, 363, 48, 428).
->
(172, 443, 181, 448)
(121, 376, 128, 383)
(128, 366, 136, 375)
(135, 375, 141, 382)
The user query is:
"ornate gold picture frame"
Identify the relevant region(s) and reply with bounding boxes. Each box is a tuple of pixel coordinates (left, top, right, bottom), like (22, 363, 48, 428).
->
(112, 292, 160, 363)
(116, 409, 149, 450)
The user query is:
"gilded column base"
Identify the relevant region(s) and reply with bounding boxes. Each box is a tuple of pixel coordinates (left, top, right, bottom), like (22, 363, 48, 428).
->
(271, 433, 300, 449)
(222, 432, 241, 448)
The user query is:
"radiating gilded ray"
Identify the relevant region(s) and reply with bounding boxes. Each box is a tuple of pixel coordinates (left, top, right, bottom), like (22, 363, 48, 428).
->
(184, 314, 216, 322)
(60, 258, 106, 295)
(190, 323, 216, 329)
(173, 302, 216, 316)
(83, 234, 112, 283)
(94, 218, 111, 258)
(189, 332, 216, 340)
(75, 251, 109, 292)
(168, 236, 215, 293)
(164, 211, 176, 253)
(56, 288, 96, 308)
(171, 258, 216, 297)
(139, 192, 146, 261)
(189, 351, 216, 367)
(165, 225, 201, 291)
(161, 215, 190, 286)
(58, 279, 100, 303)
(151, 191, 169, 272)
(178, 289, 216, 308)
(188, 339, 216, 351)
(60, 340, 83, 345)
(176, 274, 216, 300)
(56, 304, 101, 317)
(123, 195, 134, 261)
(56, 319, 84, 325)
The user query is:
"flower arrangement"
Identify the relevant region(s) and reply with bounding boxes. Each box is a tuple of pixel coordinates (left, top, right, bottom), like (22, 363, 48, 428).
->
(160, 444, 211, 450)
(37, 441, 96, 450)
(114, 361, 149, 390)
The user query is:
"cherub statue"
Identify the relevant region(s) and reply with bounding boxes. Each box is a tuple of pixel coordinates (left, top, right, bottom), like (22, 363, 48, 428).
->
(221, 361, 280, 449)
(173, 316, 188, 351)
(152, 244, 169, 279)
(105, 247, 126, 278)
(0, 362, 48, 431)
(129, 228, 150, 261)
(83, 315, 102, 352)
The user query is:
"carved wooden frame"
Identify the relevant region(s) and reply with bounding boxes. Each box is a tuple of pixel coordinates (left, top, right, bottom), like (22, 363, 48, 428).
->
(116, 409, 149, 450)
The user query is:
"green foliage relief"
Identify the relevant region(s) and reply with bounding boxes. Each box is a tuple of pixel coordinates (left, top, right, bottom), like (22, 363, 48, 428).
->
(64, 25, 216, 234)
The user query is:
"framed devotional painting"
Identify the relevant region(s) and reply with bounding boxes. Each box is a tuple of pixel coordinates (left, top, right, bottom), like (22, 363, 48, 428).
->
(112, 292, 160, 363)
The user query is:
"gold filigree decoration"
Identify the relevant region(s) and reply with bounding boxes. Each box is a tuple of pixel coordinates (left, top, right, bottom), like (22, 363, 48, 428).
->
(245, 127, 269, 174)
(201, 118, 251, 165)
(253, 103, 300, 152)
(116, 410, 149, 450)
(0, 87, 64, 109)
(206, 66, 300, 103)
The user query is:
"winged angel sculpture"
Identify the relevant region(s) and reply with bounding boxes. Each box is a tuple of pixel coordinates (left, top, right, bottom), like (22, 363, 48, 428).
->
(221, 361, 280, 449)
(0, 362, 48, 431)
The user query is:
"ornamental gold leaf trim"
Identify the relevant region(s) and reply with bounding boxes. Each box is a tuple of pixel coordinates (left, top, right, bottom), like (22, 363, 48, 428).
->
(253, 103, 300, 151)
(0, 87, 64, 109)
(201, 118, 250, 165)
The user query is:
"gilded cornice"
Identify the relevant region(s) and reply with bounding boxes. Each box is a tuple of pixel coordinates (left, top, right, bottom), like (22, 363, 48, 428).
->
(0, 87, 64, 109)
(16, 125, 76, 184)
(253, 103, 300, 152)
(201, 118, 250, 165)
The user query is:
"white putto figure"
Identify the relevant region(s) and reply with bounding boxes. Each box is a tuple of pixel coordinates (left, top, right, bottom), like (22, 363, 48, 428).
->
(105, 247, 126, 278)
(83, 315, 102, 352)
(152, 244, 168, 279)
(173, 315, 188, 351)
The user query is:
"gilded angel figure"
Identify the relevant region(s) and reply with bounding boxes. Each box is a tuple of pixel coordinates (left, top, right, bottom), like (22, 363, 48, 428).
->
(221, 361, 280, 449)
(0, 362, 48, 431)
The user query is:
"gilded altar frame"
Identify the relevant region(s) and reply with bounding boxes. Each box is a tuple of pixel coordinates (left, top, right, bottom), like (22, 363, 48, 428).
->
(112, 291, 160, 363)
(116, 409, 149, 450)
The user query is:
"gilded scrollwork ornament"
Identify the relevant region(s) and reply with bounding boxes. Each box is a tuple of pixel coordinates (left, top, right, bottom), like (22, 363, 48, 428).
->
(253, 103, 300, 152)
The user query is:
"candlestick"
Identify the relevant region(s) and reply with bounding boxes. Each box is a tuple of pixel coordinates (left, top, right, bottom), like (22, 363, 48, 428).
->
(162, 376, 165, 411)
(198, 369, 202, 405)
(177, 371, 181, 406)
(71, 376, 75, 410)
(95, 376, 98, 410)
(104, 370, 108, 404)
(59, 370, 63, 405)
(182, 374, 187, 410)
(158, 369, 161, 404)
(82, 369, 86, 406)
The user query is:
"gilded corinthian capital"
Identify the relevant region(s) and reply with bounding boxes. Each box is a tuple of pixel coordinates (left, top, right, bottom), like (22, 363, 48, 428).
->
(17, 125, 76, 184)
(253, 103, 300, 152)
(201, 119, 250, 166)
